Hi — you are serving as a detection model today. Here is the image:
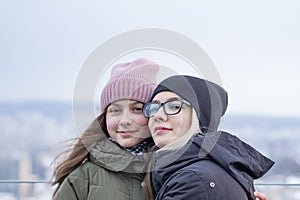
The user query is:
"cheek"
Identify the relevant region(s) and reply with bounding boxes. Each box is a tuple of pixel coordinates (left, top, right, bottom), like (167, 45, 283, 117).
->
(171, 112, 191, 136)
(179, 111, 193, 132)
(106, 117, 119, 132)
(173, 115, 185, 127)
(148, 119, 155, 135)
(132, 115, 149, 127)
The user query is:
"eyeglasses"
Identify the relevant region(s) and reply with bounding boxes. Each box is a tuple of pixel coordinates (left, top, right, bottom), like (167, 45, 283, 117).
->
(143, 99, 191, 118)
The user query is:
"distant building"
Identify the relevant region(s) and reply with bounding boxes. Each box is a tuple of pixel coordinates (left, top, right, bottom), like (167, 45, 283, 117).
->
(0, 158, 18, 196)
(0, 152, 35, 198)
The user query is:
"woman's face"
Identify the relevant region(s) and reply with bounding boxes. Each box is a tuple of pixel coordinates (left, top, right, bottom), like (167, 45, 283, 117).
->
(148, 91, 192, 148)
(106, 99, 151, 147)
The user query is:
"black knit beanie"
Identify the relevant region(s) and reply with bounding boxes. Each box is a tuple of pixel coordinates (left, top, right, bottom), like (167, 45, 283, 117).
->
(150, 75, 228, 133)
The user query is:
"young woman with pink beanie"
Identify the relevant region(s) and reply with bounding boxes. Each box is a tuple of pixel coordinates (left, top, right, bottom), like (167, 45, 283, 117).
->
(52, 58, 159, 199)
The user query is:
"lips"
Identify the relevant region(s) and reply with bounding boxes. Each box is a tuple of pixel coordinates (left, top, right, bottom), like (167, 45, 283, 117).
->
(117, 130, 135, 137)
(154, 126, 172, 133)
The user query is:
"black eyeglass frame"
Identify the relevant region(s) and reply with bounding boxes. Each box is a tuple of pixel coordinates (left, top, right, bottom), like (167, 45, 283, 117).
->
(143, 99, 191, 118)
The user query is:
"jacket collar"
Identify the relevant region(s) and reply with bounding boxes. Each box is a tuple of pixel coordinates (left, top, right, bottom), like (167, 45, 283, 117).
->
(89, 137, 147, 173)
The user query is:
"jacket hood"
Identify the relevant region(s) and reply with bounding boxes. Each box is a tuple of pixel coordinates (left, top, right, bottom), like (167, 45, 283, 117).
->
(83, 116, 147, 173)
(151, 131, 274, 199)
(150, 75, 228, 133)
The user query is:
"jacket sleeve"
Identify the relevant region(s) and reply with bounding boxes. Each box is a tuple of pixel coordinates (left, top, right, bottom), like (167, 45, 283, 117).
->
(157, 170, 208, 200)
(53, 170, 89, 200)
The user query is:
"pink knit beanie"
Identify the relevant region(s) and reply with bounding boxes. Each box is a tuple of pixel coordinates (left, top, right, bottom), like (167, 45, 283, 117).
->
(100, 58, 159, 111)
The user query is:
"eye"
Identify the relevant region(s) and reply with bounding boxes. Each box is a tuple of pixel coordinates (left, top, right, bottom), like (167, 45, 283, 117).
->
(108, 107, 121, 114)
(167, 101, 181, 111)
(132, 106, 143, 113)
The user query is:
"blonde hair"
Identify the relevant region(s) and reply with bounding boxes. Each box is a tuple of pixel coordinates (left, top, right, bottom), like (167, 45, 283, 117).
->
(157, 108, 200, 152)
(144, 108, 200, 200)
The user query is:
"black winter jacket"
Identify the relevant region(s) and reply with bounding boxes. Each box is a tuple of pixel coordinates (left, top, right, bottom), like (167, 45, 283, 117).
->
(151, 131, 274, 200)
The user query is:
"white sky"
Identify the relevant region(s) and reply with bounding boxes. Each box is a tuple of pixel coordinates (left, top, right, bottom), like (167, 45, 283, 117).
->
(0, 0, 299, 117)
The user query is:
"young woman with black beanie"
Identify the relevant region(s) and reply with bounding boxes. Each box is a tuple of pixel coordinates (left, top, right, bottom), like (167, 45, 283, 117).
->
(143, 75, 274, 200)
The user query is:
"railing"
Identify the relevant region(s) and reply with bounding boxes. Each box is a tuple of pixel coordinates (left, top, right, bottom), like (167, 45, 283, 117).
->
(3, 181, 300, 185)
(0, 180, 53, 200)
(1, 181, 300, 200)
(256, 183, 300, 186)
(0, 180, 51, 184)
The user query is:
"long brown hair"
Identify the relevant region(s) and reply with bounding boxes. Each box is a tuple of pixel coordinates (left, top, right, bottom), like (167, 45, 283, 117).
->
(51, 112, 108, 196)
(143, 145, 159, 200)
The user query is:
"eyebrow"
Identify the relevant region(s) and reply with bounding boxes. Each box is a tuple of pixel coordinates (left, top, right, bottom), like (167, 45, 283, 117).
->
(110, 101, 144, 107)
(130, 102, 144, 106)
(152, 97, 181, 103)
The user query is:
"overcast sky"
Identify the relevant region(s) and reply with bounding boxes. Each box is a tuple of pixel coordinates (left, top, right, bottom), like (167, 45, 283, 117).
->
(1, 0, 299, 117)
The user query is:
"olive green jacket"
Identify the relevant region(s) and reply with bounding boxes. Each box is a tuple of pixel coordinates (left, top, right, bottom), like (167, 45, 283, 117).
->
(53, 136, 147, 200)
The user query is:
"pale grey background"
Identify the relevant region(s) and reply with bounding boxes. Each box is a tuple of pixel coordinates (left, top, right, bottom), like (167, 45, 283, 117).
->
(1, 0, 299, 117)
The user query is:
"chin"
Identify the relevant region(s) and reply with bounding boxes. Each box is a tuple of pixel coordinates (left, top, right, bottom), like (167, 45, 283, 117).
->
(154, 140, 169, 148)
(120, 143, 134, 148)
(119, 140, 139, 148)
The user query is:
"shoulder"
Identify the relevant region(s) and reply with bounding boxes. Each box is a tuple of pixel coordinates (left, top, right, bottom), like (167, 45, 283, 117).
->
(156, 168, 209, 200)
(54, 162, 95, 199)
(156, 159, 247, 200)
(56, 161, 142, 200)
(181, 159, 239, 187)
(184, 159, 224, 178)
(170, 160, 219, 188)
(69, 160, 144, 188)
(67, 160, 98, 180)
(67, 160, 128, 184)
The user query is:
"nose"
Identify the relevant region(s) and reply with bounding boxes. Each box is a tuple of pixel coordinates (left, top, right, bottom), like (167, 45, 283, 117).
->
(119, 110, 132, 126)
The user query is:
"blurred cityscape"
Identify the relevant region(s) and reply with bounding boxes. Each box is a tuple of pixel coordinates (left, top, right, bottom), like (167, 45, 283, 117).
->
(0, 101, 300, 199)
